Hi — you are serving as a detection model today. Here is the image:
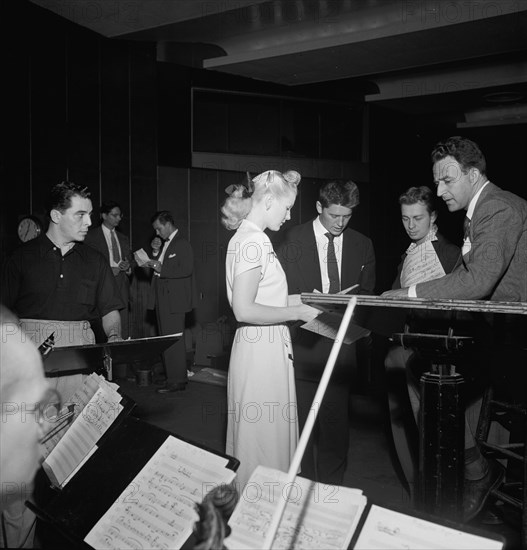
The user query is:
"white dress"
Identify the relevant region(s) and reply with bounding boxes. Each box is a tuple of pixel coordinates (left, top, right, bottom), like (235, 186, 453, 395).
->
(225, 219, 297, 491)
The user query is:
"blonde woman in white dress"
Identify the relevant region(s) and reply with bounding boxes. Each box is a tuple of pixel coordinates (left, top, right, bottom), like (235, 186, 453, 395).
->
(221, 170, 319, 492)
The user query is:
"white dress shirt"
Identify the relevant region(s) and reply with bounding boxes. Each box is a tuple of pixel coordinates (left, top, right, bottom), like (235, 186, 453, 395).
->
(313, 217, 343, 293)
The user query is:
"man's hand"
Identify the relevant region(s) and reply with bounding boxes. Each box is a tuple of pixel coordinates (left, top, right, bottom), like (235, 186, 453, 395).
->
(107, 333, 123, 343)
(145, 259, 162, 273)
(118, 259, 130, 272)
(381, 288, 410, 298)
(151, 237, 162, 254)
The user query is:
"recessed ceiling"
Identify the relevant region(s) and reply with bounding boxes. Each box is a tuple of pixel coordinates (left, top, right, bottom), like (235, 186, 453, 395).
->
(30, 0, 527, 124)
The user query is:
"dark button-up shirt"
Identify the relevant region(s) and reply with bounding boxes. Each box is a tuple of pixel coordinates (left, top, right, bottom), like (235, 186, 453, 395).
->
(2, 235, 124, 321)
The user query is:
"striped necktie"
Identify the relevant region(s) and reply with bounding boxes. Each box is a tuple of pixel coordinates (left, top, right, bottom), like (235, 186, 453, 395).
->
(110, 230, 120, 264)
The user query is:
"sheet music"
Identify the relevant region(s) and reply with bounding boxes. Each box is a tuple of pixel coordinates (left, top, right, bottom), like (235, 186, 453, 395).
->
(400, 241, 446, 288)
(225, 466, 367, 550)
(43, 383, 123, 488)
(42, 373, 113, 458)
(354, 505, 503, 550)
(301, 290, 370, 344)
(84, 435, 236, 549)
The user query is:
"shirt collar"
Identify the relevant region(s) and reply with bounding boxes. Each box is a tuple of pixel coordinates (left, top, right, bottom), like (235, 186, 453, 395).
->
(405, 224, 439, 254)
(41, 234, 80, 257)
(101, 224, 115, 236)
(166, 229, 178, 243)
(466, 180, 489, 221)
(313, 217, 342, 241)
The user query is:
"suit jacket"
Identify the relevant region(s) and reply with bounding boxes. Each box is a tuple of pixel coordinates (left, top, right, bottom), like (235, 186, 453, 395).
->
(278, 220, 376, 375)
(84, 226, 133, 304)
(415, 183, 527, 301)
(279, 221, 376, 296)
(148, 233, 198, 313)
(392, 233, 460, 290)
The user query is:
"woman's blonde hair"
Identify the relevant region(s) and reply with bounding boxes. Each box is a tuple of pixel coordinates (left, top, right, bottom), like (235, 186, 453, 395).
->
(221, 169, 301, 230)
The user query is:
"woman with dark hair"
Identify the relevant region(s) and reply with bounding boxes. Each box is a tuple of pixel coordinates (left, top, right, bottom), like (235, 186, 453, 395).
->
(221, 170, 319, 491)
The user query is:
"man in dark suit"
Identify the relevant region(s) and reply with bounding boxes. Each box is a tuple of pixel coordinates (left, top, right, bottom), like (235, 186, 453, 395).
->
(278, 180, 376, 485)
(384, 136, 527, 520)
(147, 211, 197, 393)
(85, 201, 133, 339)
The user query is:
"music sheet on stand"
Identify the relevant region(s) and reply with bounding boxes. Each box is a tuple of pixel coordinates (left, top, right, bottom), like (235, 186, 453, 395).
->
(43, 381, 123, 488)
(42, 373, 119, 458)
(84, 435, 236, 549)
(354, 505, 503, 550)
(225, 465, 367, 550)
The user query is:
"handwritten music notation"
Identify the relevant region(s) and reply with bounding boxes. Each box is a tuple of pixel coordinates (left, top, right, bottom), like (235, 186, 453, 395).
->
(225, 466, 367, 550)
(354, 505, 503, 550)
(84, 435, 236, 550)
(42, 374, 123, 488)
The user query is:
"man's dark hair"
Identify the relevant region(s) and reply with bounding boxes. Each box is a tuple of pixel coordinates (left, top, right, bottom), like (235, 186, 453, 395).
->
(431, 136, 486, 175)
(398, 186, 437, 215)
(151, 210, 175, 226)
(47, 181, 91, 215)
(100, 201, 121, 215)
(318, 180, 360, 209)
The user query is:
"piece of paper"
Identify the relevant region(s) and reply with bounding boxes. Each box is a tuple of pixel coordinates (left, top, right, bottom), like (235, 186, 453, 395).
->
(354, 505, 503, 550)
(84, 435, 236, 550)
(400, 241, 446, 288)
(133, 248, 151, 267)
(301, 289, 370, 344)
(41, 373, 109, 458)
(225, 466, 367, 550)
(43, 382, 123, 488)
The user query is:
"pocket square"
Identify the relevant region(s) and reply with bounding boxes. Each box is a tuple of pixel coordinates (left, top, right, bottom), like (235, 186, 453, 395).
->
(168, 253, 176, 258)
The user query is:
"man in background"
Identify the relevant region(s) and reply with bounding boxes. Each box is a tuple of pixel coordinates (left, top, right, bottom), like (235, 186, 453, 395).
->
(279, 180, 376, 485)
(85, 200, 133, 339)
(146, 211, 197, 393)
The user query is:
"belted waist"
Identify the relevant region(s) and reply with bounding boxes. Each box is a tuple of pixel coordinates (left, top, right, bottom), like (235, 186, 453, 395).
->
(236, 322, 288, 329)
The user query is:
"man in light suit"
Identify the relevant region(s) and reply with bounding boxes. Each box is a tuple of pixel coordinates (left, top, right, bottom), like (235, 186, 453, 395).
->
(278, 180, 376, 485)
(85, 201, 133, 339)
(384, 136, 527, 520)
(147, 211, 197, 393)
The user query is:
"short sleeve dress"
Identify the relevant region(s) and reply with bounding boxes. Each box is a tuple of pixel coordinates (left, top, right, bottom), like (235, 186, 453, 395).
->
(225, 219, 297, 490)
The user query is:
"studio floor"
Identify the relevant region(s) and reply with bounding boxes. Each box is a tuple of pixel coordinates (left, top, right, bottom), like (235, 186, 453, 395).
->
(113, 363, 522, 549)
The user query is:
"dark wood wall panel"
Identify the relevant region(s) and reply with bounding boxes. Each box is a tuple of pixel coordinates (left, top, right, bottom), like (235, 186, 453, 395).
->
(2, 1, 31, 257)
(158, 166, 189, 238)
(30, 29, 68, 214)
(130, 43, 158, 248)
(190, 169, 219, 323)
(100, 39, 130, 232)
(67, 29, 101, 205)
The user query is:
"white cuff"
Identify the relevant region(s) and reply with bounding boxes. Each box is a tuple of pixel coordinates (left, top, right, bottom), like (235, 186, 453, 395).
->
(408, 285, 417, 298)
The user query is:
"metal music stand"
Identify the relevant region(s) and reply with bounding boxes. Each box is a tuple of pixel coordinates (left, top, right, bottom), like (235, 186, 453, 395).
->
(43, 333, 182, 381)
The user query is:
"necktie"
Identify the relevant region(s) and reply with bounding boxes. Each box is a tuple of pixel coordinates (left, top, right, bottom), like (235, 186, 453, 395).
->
(110, 230, 121, 264)
(325, 232, 340, 293)
(463, 216, 471, 239)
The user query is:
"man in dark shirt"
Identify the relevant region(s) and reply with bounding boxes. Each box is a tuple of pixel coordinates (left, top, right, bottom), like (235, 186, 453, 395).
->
(1, 181, 124, 547)
(2, 181, 123, 348)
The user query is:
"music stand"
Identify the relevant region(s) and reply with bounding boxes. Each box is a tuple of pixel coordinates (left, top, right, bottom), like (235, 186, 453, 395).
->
(43, 333, 182, 381)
